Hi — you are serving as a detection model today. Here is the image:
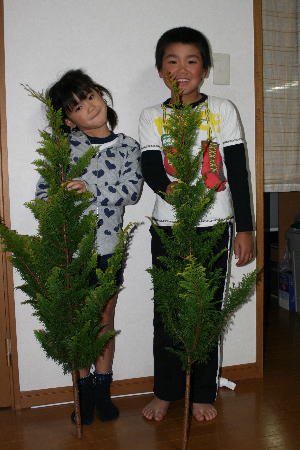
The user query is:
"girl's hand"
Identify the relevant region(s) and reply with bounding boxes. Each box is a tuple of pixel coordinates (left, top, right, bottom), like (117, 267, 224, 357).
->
(64, 180, 87, 193)
(234, 231, 254, 266)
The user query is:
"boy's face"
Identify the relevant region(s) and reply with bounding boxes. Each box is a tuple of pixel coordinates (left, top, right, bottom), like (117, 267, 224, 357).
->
(159, 43, 208, 104)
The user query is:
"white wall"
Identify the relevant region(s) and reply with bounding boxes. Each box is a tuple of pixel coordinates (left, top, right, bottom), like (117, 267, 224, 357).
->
(4, 0, 256, 391)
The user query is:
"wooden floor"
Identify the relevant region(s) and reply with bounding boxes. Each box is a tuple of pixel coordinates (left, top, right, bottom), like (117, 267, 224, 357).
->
(1, 301, 300, 450)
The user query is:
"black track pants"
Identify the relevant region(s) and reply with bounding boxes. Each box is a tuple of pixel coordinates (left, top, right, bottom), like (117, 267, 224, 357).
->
(150, 223, 232, 403)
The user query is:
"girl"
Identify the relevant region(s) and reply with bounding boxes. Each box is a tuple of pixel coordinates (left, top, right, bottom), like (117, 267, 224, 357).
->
(36, 69, 142, 424)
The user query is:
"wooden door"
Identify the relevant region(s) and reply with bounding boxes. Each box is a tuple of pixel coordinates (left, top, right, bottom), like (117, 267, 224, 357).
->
(0, 255, 12, 406)
(0, 0, 19, 408)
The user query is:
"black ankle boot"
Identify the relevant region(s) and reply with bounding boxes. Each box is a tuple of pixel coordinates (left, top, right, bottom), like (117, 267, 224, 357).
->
(94, 372, 119, 421)
(71, 373, 95, 425)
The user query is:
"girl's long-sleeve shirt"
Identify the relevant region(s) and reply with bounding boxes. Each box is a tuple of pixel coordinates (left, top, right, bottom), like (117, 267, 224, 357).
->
(36, 130, 143, 254)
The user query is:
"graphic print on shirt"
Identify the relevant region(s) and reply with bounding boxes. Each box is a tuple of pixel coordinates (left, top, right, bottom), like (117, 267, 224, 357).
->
(201, 140, 226, 192)
(161, 133, 177, 177)
(156, 104, 227, 190)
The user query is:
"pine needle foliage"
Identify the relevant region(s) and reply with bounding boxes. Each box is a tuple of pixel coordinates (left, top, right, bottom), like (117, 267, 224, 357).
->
(149, 85, 256, 372)
(0, 86, 132, 373)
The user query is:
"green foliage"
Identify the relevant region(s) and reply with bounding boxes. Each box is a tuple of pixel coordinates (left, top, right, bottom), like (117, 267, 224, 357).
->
(0, 87, 132, 373)
(150, 95, 256, 371)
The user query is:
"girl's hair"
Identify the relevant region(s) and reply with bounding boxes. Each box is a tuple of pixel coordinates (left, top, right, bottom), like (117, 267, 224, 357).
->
(47, 69, 118, 132)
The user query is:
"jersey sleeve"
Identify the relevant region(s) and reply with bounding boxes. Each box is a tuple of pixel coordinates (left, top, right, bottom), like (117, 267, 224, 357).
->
(139, 108, 162, 153)
(139, 108, 171, 196)
(220, 100, 253, 232)
(220, 100, 243, 147)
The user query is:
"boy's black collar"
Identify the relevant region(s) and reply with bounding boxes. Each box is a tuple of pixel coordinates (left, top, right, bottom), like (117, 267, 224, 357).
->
(163, 94, 208, 108)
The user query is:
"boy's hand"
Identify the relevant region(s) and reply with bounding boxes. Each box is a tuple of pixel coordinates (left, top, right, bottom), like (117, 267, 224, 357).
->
(64, 180, 87, 193)
(165, 181, 178, 195)
(234, 231, 254, 266)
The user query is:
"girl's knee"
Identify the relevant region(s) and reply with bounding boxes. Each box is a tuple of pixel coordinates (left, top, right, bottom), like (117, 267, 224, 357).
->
(101, 295, 117, 327)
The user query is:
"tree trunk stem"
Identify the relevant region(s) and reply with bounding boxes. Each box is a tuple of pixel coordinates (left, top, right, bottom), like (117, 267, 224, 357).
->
(72, 370, 82, 439)
(182, 367, 191, 450)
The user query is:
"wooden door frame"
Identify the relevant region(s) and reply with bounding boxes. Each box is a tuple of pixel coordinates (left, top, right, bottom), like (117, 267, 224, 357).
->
(254, 0, 264, 377)
(0, 0, 21, 409)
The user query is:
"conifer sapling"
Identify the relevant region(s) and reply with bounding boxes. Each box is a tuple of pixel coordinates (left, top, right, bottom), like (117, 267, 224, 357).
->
(0, 87, 134, 437)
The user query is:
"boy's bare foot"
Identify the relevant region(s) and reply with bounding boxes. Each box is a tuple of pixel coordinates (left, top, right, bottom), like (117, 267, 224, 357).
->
(142, 396, 170, 421)
(192, 403, 217, 422)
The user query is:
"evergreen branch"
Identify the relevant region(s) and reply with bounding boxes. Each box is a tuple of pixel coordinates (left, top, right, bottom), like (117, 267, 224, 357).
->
(22, 84, 48, 105)
(0, 221, 47, 299)
(67, 146, 97, 180)
(221, 270, 258, 331)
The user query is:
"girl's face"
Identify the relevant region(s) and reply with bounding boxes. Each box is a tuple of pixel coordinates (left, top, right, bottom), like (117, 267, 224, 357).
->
(65, 89, 110, 138)
(159, 43, 208, 104)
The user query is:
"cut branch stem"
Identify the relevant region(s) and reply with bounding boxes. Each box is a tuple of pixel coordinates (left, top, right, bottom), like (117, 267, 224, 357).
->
(72, 370, 82, 439)
(182, 368, 191, 450)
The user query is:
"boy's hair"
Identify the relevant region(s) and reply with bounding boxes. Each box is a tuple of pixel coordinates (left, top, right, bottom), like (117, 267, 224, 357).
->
(47, 69, 118, 132)
(155, 27, 212, 71)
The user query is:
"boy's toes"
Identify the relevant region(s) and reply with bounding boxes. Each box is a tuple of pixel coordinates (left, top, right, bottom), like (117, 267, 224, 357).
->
(142, 406, 154, 420)
(142, 397, 170, 421)
(154, 409, 165, 421)
(192, 408, 205, 422)
(192, 403, 217, 422)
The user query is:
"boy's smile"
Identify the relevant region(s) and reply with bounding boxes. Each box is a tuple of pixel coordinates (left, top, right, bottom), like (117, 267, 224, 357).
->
(65, 89, 110, 138)
(159, 43, 208, 104)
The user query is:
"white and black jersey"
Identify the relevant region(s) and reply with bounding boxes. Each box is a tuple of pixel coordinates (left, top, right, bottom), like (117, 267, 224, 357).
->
(139, 95, 253, 232)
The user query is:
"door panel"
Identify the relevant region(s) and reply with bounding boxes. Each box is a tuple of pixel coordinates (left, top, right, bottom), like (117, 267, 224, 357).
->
(0, 253, 12, 406)
(0, 0, 18, 408)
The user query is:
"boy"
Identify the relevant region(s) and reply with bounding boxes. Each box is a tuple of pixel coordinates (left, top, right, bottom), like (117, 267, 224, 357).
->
(139, 27, 254, 422)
